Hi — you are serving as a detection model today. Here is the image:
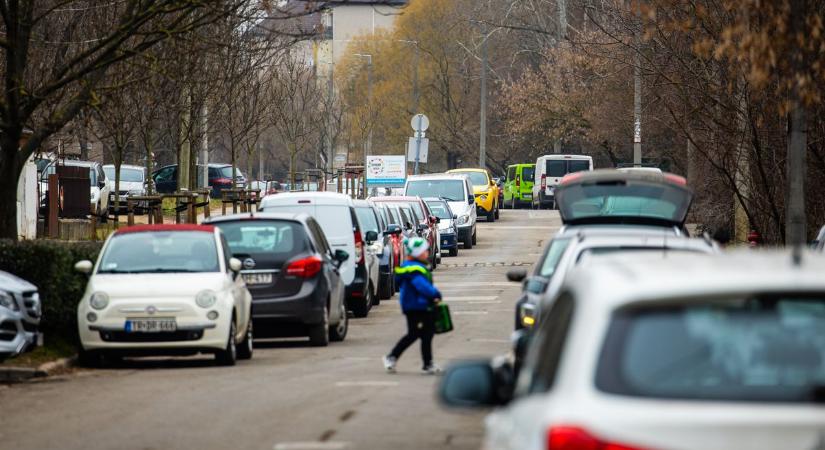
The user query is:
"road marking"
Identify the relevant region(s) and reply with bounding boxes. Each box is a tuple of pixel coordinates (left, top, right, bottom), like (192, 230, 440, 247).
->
(452, 311, 488, 315)
(436, 282, 513, 287)
(335, 381, 400, 387)
(491, 226, 556, 230)
(274, 442, 350, 450)
(467, 301, 501, 304)
(470, 338, 510, 343)
(445, 296, 498, 302)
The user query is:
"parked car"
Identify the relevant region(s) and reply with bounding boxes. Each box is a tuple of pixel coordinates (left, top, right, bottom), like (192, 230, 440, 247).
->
(0, 271, 41, 362)
(493, 176, 504, 207)
(40, 159, 110, 222)
(260, 192, 379, 317)
(425, 197, 459, 257)
(503, 163, 535, 209)
(74, 224, 253, 367)
(532, 154, 593, 209)
(376, 203, 405, 274)
(405, 174, 478, 249)
(371, 196, 439, 268)
(441, 250, 825, 450)
(152, 163, 247, 197)
(447, 168, 500, 221)
(103, 164, 146, 213)
(205, 213, 349, 346)
(353, 199, 397, 301)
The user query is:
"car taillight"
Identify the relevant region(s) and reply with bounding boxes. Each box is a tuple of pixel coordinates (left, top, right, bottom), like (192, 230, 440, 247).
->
(213, 177, 232, 185)
(546, 426, 647, 450)
(354, 229, 364, 264)
(516, 177, 521, 188)
(541, 174, 547, 190)
(286, 256, 323, 278)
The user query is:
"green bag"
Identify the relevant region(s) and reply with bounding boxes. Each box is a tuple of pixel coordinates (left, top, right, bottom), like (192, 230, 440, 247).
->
(434, 303, 453, 334)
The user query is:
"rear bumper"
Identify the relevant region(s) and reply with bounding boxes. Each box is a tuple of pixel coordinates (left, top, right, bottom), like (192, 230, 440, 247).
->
(537, 191, 554, 206)
(439, 232, 458, 250)
(251, 281, 327, 328)
(345, 263, 369, 306)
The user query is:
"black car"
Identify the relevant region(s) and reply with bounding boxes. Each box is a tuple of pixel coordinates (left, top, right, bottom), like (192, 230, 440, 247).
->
(153, 163, 246, 197)
(205, 213, 350, 346)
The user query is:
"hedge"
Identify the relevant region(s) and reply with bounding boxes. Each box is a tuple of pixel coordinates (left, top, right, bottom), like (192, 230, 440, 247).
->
(0, 239, 102, 345)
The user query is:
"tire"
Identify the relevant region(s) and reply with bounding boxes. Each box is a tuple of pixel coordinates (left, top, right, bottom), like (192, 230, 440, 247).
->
(308, 306, 330, 346)
(495, 206, 500, 219)
(351, 291, 371, 318)
(369, 283, 380, 306)
(77, 348, 102, 368)
(472, 229, 478, 245)
(463, 235, 473, 249)
(236, 320, 253, 360)
(449, 247, 458, 257)
(487, 208, 495, 222)
(379, 273, 393, 300)
(329, 300, 348, 342)
(215, 320, 238, 366)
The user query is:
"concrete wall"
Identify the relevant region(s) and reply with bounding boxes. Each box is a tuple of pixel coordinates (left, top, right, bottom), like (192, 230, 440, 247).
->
(16, 157, 37, 239)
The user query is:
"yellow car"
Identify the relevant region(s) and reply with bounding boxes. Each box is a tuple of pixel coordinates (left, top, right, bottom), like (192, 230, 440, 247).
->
(447, 168, 500, 222)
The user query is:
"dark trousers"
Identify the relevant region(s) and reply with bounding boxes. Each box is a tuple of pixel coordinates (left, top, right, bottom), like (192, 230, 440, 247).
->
(390, 310, 435, 367)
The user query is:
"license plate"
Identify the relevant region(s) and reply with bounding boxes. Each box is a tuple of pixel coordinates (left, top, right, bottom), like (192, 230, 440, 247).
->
(125, 319, 176, 333)
(243, 273, 273, 285)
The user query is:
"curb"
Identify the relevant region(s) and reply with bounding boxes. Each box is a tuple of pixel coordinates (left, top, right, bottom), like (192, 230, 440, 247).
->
(0, 356, 75, 383)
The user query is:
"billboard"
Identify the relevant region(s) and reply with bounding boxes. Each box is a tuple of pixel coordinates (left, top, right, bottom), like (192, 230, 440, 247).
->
(365, 155, 407, 186)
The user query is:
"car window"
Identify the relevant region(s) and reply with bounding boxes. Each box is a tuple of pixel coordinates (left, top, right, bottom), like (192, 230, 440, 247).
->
(216, 220, 304, 255)
(568, 160, 590, 173)
(406, 180, 465, 201)
(558, 183, 692, 225)
(596, 297, 825, 403)
(262, 204, 353, 241)
(546, 160, 566, 177)
(522, 166, 535, 182)
(155, 167, 175, 183)
(355, 207, 379, 235)
(219, 233, 232, 271)
(525, 293, 575, 394)
(408, 203, 425, 222)
(98, 231, 219, 273)
(388, 206, 400, 225)
(398, 208, 413, 229)
(306, 220, 330, 255)
(538, 238, 571, 277)
(459, 171, 488, 186)
(104, 167, 144, 183)
(507, 166, 515, 181)
(426, 201, 452, 220)
(374, 207, 386, 230)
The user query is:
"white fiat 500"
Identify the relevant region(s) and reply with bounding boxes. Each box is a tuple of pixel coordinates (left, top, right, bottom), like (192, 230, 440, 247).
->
(75, 224, 253, 367)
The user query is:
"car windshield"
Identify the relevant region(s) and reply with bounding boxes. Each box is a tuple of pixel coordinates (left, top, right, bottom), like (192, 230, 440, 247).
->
(355, 207, 379, 234)
(426, 201, 452, 220)
(458, 171, 488, 186)
(596, 297, 825, 403)
(98, 231, 219, 273)
(104, 167, 144, 183)
(522, 167, 535, 182)
(392, 202, 422, 222)
(216, 220, 304, 255)
(538, 238, 571, 277)
(406, 180, 465, 201)
(218, 166, 243, 178)
(557, 182, 692, 225)
(578, 247, 705, 263)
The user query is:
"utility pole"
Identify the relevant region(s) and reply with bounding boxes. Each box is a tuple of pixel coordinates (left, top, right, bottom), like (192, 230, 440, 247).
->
(178, 87, 191, 191)
(200, 104, 208, 189)
(632, 3, 642, 166)
(479, 25, 488, 168)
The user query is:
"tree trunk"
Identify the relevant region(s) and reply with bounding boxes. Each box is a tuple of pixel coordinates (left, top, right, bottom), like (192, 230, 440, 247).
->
(786, 100, 807, 246)
(0, 139, 21, 240)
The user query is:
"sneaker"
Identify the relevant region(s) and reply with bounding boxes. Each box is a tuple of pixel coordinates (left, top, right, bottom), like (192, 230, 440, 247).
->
(383, 355, 397, 373)
(422, 363, 443, 375)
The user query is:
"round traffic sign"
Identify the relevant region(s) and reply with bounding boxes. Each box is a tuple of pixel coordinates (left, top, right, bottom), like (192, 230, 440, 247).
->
(411, 114, 429, 132)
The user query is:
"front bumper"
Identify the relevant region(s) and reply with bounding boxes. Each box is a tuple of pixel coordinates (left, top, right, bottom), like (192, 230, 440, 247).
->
(439, 232, 458, 250)
(474, 193, 495, 213)
(0, 309, 33, 356)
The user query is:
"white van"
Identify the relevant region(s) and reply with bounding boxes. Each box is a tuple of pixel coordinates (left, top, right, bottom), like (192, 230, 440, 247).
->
(260, 192, 379, 317)
(532, 154, 593, 209)
(404, 174, 478, 249)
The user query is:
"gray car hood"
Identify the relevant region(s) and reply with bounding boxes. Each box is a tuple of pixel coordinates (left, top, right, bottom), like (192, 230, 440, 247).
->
(0, 270, 37, 293)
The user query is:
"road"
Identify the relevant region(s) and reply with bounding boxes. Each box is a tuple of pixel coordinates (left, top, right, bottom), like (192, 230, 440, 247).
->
(0, 209, 561, 450)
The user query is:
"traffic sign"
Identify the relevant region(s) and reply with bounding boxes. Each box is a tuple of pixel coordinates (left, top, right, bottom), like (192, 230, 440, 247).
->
(411, 114, 429, 132)
(407, 137, 428, 163)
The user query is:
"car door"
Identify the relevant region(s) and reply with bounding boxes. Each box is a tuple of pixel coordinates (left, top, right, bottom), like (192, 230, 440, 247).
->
(505, 166, 515, 202)
(307, 219, 342, 319)
(153, 166, 177, 193)
(220, 234, 251, 336)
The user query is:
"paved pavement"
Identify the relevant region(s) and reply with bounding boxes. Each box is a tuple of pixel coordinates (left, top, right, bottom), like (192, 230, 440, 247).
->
(0, 209, 562, 450)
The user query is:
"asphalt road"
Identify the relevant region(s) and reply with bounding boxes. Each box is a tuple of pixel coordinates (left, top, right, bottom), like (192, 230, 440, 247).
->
(0, 209, 562, 450)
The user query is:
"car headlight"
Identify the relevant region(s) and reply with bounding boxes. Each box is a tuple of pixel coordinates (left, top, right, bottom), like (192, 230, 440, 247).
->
(480, 194, 488, 201)
(196, 290, 217, 308)
(89, 292, 109, 310)
(456, 214, 469, 226)
(0, 291, 18, 311)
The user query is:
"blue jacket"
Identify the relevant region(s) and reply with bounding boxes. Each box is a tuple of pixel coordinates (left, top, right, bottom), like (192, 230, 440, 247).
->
(394, 260, 441, 313)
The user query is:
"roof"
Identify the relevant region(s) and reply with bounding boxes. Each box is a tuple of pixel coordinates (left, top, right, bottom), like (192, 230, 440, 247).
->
(370, 196, 421, 203)
(407, 173, 469, 181)
(565, 250, 825, 310)
(115, 224, 215, 234)
(103, 164, 145, 170)
(560, 168, 687, 187)
(260, 191, 354, 208)
(50, 159, 98, 168)
(448, 168, 489, 173)
(204, 212, 311, 225)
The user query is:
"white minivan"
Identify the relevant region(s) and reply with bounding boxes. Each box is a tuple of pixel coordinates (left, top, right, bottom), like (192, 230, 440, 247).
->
(532, 154, 593, 209)
(260, 192, 379, 317)
(404, 174, 478, 249)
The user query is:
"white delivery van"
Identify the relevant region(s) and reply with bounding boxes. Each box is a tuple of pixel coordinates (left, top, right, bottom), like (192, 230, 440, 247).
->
(532, 154, 593, 209)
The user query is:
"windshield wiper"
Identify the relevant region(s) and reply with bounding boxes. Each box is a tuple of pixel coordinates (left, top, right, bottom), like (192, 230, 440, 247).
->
(128, 268, 200, 273)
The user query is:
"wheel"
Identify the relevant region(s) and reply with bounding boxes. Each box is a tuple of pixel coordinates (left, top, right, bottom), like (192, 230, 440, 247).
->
(351, 290, 371, 318)
(308, 306, 330, 346)
(329, 300, 348, 342)
(98, 203, 108, 224)
(236, 320, 253, 360)
(77, 348, 102, 368)
(369, 283, 380, 306)
(495, 206, 500, 219)
(487, 208, 495, 222)
(215, 320, 238, 366)
(463, 235, 473, 250)
(432, 249, 438, 269)
(472, 229, 477, 245)
(449, 247, 458, 257)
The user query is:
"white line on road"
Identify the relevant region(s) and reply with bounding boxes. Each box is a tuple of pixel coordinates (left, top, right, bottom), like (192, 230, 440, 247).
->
(490, 226, 556, 230)
(452, 311, 488, 315)
(445, 296, 498, 302)
(470, 338, 510, 343)
(436, 282, 514, 287)
(274, 442, 351, 450)
(467, 301, 502, 304)
(335, 381, 400, 387)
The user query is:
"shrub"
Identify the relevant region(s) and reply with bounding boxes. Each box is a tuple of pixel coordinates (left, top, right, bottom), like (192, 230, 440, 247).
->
(0, 239, 102, 345)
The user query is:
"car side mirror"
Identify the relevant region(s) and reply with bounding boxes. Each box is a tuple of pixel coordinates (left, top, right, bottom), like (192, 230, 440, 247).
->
(385, 224, 403, 236)
(439, 360, 513, 408)
(334, 249, 349, 263)
(365, 230, 379, 244)
(74, 260, 93, 274)
(416, 223, 428, 233)
(229, 257, 242, 272)
(429, 215, 439, 224)
(506, 268, 527, 283)
(468, 195, 474, 205)
(98, 181, 106, 189)
(453, 214, 458, 220)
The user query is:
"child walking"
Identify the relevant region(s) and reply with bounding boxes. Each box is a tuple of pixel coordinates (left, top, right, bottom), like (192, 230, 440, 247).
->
(383, 237, 443, 375)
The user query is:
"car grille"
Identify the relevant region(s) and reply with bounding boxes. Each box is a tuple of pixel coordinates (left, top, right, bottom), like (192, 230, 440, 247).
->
(0, 321, 17, 341)
(22, 291, 41, 320)
(99, 330, 203, 342)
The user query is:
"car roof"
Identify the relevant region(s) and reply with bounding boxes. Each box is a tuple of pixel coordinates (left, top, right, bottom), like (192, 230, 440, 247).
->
(448, 168, 487, 173)
(556, 224, 687, 238)
(115, 224, 216, 235)
(50, 160, 97, 168)
(422, 197, 448, 203)
(560, 168, 686, 187)
(352, 199, 375, 207)
(564, 250, 825, 311)
(508, 163, 535, 168)
(406, 173, 469, 181)
(103, 164, 144, 170)
(204, 212, 311, 225)
(371, 196, 421, 203)
(537, 154, 592, 160)
(260, 191, 355, 207)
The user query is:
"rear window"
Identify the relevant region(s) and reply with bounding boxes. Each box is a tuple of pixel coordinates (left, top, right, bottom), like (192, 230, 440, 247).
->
(462, 171, 489, 186)
(596, 297, 825, 403)
(568, 160, 590, 173)
(522, 167, 535, 182)
(557, 182, 692, 225)
(216, 220, 305, 255)
(406, 180, 465, 202)
(262, 204, 352, 241)
(546, 160, 566, 177)
(426, 201, 452, 220)
(355, 207, 379, 235)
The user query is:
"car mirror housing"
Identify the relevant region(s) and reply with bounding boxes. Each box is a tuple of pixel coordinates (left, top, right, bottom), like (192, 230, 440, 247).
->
(74, 260, 93, 274)
(506, 268, 527, 283)
(229, 257, 242, 272)
(334, 249, 350, 263)
(439, 360, 513, 408)
(384, 224, 403, 236)
(417, 223, 428, 233)
(365, 230, 379, 244)
(468, 195, 475, 205)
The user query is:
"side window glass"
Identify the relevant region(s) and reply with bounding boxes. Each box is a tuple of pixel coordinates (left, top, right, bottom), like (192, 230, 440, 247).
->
(219, 234, 233, 271)
(508, 167, 515, 181)
(521, 294, 575, 395)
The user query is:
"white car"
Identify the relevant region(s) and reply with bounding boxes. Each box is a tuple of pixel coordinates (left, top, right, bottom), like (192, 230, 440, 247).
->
(532, 154, 593, 209)
(441, 250, 825, 450)
(74, 224, 253, 366)
(404, 173, 478, 249)
(103, 164, 146, 212)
